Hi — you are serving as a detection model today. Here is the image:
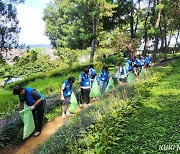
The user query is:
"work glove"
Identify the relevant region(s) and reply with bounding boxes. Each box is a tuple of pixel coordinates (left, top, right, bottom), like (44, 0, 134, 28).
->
(30, 105, 35, 110)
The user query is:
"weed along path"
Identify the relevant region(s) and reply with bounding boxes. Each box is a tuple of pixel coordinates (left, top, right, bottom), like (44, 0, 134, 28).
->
(2, 104, 91, 154)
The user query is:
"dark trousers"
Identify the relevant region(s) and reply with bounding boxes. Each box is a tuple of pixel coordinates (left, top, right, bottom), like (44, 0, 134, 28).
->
(80, 88, 90, 104)
(32, 101, 45, 132)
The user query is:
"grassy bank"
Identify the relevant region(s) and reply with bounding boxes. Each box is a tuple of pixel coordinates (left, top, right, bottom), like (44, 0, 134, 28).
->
(35, 58, 180, 153)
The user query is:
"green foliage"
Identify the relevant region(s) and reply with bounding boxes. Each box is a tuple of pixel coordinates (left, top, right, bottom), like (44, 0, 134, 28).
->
(0, 62, 89, 119)
(35, 58, 180, 154)
(43, 0, 117, 62)
(98, 53, 124, 65)
(35, 91, 133, 154)
(0, 63, 11, 79)
(0, 94, 62, 148)
(0, 119, 23, 148)
(0, 0, 24, 56)
(155, 3, 164, 13)
(54, 48, 79, 67)
(113, 60, 180, 153)
(5, 63, 89, 90)
(0, 90, 19, 118)
(10, 49, 60, 77)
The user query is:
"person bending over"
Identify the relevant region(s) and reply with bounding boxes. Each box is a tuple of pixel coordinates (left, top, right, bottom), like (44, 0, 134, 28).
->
(13, 87, 46, 137)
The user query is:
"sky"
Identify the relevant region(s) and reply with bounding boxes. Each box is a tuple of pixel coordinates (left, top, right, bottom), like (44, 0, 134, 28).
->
(17, 0, 53, 45)
(16, 0, 179, 46)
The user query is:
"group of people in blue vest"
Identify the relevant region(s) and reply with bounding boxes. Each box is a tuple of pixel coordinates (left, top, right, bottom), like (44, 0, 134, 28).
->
(124, 55, 152, 77)
(60, 55, 152, 119)
(60, 64, 110, 119)
(12, 55, 152, 137)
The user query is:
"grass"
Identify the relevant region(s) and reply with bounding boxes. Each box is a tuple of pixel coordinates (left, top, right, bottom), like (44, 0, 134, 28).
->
(0, 90, 19, 118)
(113, 59, 180, 153)
(35, 58, 180, 153)
(0, 71, 81, 119)
(0, 53, 178, 118)
(0, 59, 116, 119)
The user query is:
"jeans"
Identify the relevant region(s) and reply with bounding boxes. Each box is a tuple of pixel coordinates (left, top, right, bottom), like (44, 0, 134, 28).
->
(99, 81, 108, 94)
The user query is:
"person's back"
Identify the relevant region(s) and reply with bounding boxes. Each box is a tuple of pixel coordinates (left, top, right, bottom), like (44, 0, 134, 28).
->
(79, 67, 91, 107)
(13, 86, 46, 137)
(61, 77, 75, 118)
(128, 63, 134, 73)
(99, 65, 109, 94)
(89, 64, 97, 85)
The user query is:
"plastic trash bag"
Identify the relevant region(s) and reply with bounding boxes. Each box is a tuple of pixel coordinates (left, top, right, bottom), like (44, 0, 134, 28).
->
(68, 92, 78, 113)
(105, 77, 115, 93)
(90, 79, 101, 98)
(115, 71, 120, 79)
(127, 72, 135, 84)
(19, 107, 35, 139)
(140, 66, 145, 78)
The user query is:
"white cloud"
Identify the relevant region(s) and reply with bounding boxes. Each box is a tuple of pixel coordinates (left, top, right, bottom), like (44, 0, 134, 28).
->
(37, 0, 53, 3)
(17, 4, 51, 45)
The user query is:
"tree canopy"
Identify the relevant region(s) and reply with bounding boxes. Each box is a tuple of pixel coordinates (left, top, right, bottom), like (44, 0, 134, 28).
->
(0, 0, 24, 60)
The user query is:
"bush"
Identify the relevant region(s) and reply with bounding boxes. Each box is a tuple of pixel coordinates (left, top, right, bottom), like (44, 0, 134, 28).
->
(5, 64, 89, 90)
(0, 94, 62, 148)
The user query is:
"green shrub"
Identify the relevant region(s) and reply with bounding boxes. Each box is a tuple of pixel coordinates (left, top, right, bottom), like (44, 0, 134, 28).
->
(35, 58, 180, 153)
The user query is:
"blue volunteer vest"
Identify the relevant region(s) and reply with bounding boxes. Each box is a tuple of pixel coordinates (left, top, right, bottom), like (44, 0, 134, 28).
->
(121, 66, 125, 75)
(90, 68, 96, 75)
(63, 80, 72, 97)
(100, 70, 109, 82)
(81, 73, 91, 87)
(145, 57, 150, 64)
(25, 87, 44, 106)
(125, 59, 131, 65)
(90, 68, 96, 79)
(135, 59, 140, 66)
(140, 59, 145, 66)
(128, 66, 134, 72)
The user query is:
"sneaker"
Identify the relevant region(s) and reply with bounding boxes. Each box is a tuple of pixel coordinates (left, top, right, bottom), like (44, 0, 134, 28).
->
(79, 104, 83, 108)
(62, 112, 66, 119)
(34, 131, 41, 137)
(66, 110, 71, 116)
(87, 104, 91, 107)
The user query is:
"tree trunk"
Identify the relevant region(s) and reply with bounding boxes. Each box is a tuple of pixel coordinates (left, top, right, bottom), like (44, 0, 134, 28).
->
(130, 0, 134, 38)
(152, 0, 162, 62)
(160, 36, 164, 54)
(142, 0, 151, 56)
(174, 30, 179, 56)
(134, 0, 140, 37)
(153, 36, 159, 61)
(163, 18, 167, 59)
(167, 29, 173, 47)
(90, 17, 96, 64)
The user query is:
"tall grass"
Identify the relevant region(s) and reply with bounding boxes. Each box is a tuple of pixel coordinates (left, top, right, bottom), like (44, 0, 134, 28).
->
(0, 90, 19, 118)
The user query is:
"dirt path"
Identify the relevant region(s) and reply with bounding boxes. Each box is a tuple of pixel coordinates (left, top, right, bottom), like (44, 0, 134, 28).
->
(14, 116, 71, 154)
(0, 104, 91, 154)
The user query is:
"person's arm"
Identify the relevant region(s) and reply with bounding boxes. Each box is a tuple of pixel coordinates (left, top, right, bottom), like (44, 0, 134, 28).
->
(60, 83, 65, 100)
(20, 102, 24, 110)
(30, 90, 43, 108)
(33, 98, 42, 107)
(19, 96, 24, 110)
(79, 74, 82, 87)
